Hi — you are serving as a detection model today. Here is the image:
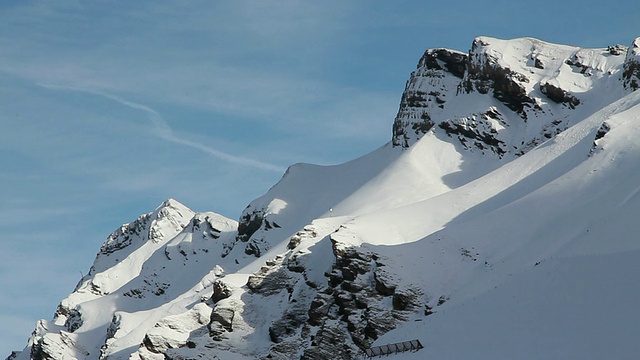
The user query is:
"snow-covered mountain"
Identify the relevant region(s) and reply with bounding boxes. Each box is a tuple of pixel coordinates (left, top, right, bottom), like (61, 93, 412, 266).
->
(9, 36, 640, 360)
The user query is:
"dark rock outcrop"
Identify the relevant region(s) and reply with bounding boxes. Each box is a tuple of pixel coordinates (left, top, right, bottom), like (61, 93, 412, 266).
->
(98, 215, 150, 256)
(590, 122, 611, 156)
(419, 48, 468, 79)
(247, 265, 294, 296)
(226, 232, 429, 359)
(231, 207, 283, 257)
(392, 48, 468, 148)
(210, 308, 234, 332)
(437, 107, 507, 156)
(465, 38, 536, 115)
(540, 82, 580, 108)
(211, 280, 232, 303)
(236, 210, 264, 243)
(53, 304, 83, 333)
(391, 36, 633, 159)
(623, 38, 640, 91)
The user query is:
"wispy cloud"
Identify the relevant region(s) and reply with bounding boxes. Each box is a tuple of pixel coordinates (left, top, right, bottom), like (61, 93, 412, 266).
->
(38, 84, 286, 173)
(0, 0, 394, 142)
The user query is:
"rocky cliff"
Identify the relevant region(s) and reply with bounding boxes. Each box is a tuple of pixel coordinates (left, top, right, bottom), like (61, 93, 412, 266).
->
(392, 36, 637, 156)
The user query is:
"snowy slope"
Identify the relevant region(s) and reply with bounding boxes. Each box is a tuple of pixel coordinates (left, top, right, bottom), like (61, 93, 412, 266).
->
(9, 36, 640, 360)
(377, 251, 640, 359)
(12, 200, 243, 360)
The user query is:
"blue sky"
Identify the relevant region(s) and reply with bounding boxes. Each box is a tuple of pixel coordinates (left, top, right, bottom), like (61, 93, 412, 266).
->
(1, 0, 638, 353)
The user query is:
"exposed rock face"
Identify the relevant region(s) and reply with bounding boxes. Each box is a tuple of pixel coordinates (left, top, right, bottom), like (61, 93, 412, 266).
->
(464, 38, 537, 115)
(138, 304, 213, 359)
(209, 307, 235, 334)
(392, 48, 468, 148)
(98, 216, 149, 256)
(590, 121, 612, 156)
(153, 226, 428, 359)
(236, 209, 264, 244)
(226, 202, 283, 257)
(220, 232, 427, 359)
(392, 36, 636, 157)
(211, 280, 232, 303)
(437, 107, 507, 156)
(247, 261, 295, 296)
(61, 307, 82, 333)
(539, 82, 580, 108)
(623, 38, 640, 90)
(422, 48, 468, 79)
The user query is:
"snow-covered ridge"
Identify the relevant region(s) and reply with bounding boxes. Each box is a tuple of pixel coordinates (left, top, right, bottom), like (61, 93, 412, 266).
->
(17, 199, 240, 360)
(9, 36, 640, 360)
(392, 36, 638, 156)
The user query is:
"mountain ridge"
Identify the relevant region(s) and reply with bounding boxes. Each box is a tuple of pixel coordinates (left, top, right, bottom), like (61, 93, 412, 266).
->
(9, 35, 640, 360)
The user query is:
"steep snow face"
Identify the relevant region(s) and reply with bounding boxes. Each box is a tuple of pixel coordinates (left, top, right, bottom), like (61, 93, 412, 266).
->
(370, 90, 640, 359)
(10, 36, 640, 360)
(228, 131, 508, 260)
(231, 37, 639, 264)
(392, 36, 634, 157)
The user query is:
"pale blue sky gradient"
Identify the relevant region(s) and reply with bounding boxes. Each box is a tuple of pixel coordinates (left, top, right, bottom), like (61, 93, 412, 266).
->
(1, 0, 638, 353)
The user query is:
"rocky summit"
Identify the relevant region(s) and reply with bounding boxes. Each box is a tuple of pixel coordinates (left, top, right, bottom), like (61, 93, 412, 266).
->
(9, 36, 640, 360)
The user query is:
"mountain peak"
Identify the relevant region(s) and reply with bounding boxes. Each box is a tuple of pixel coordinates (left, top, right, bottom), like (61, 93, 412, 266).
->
(149, 198, 194, 243)
(392, 36, 635, 156)
(95, 199, 194, 259)
(158, 197, 185, 210)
